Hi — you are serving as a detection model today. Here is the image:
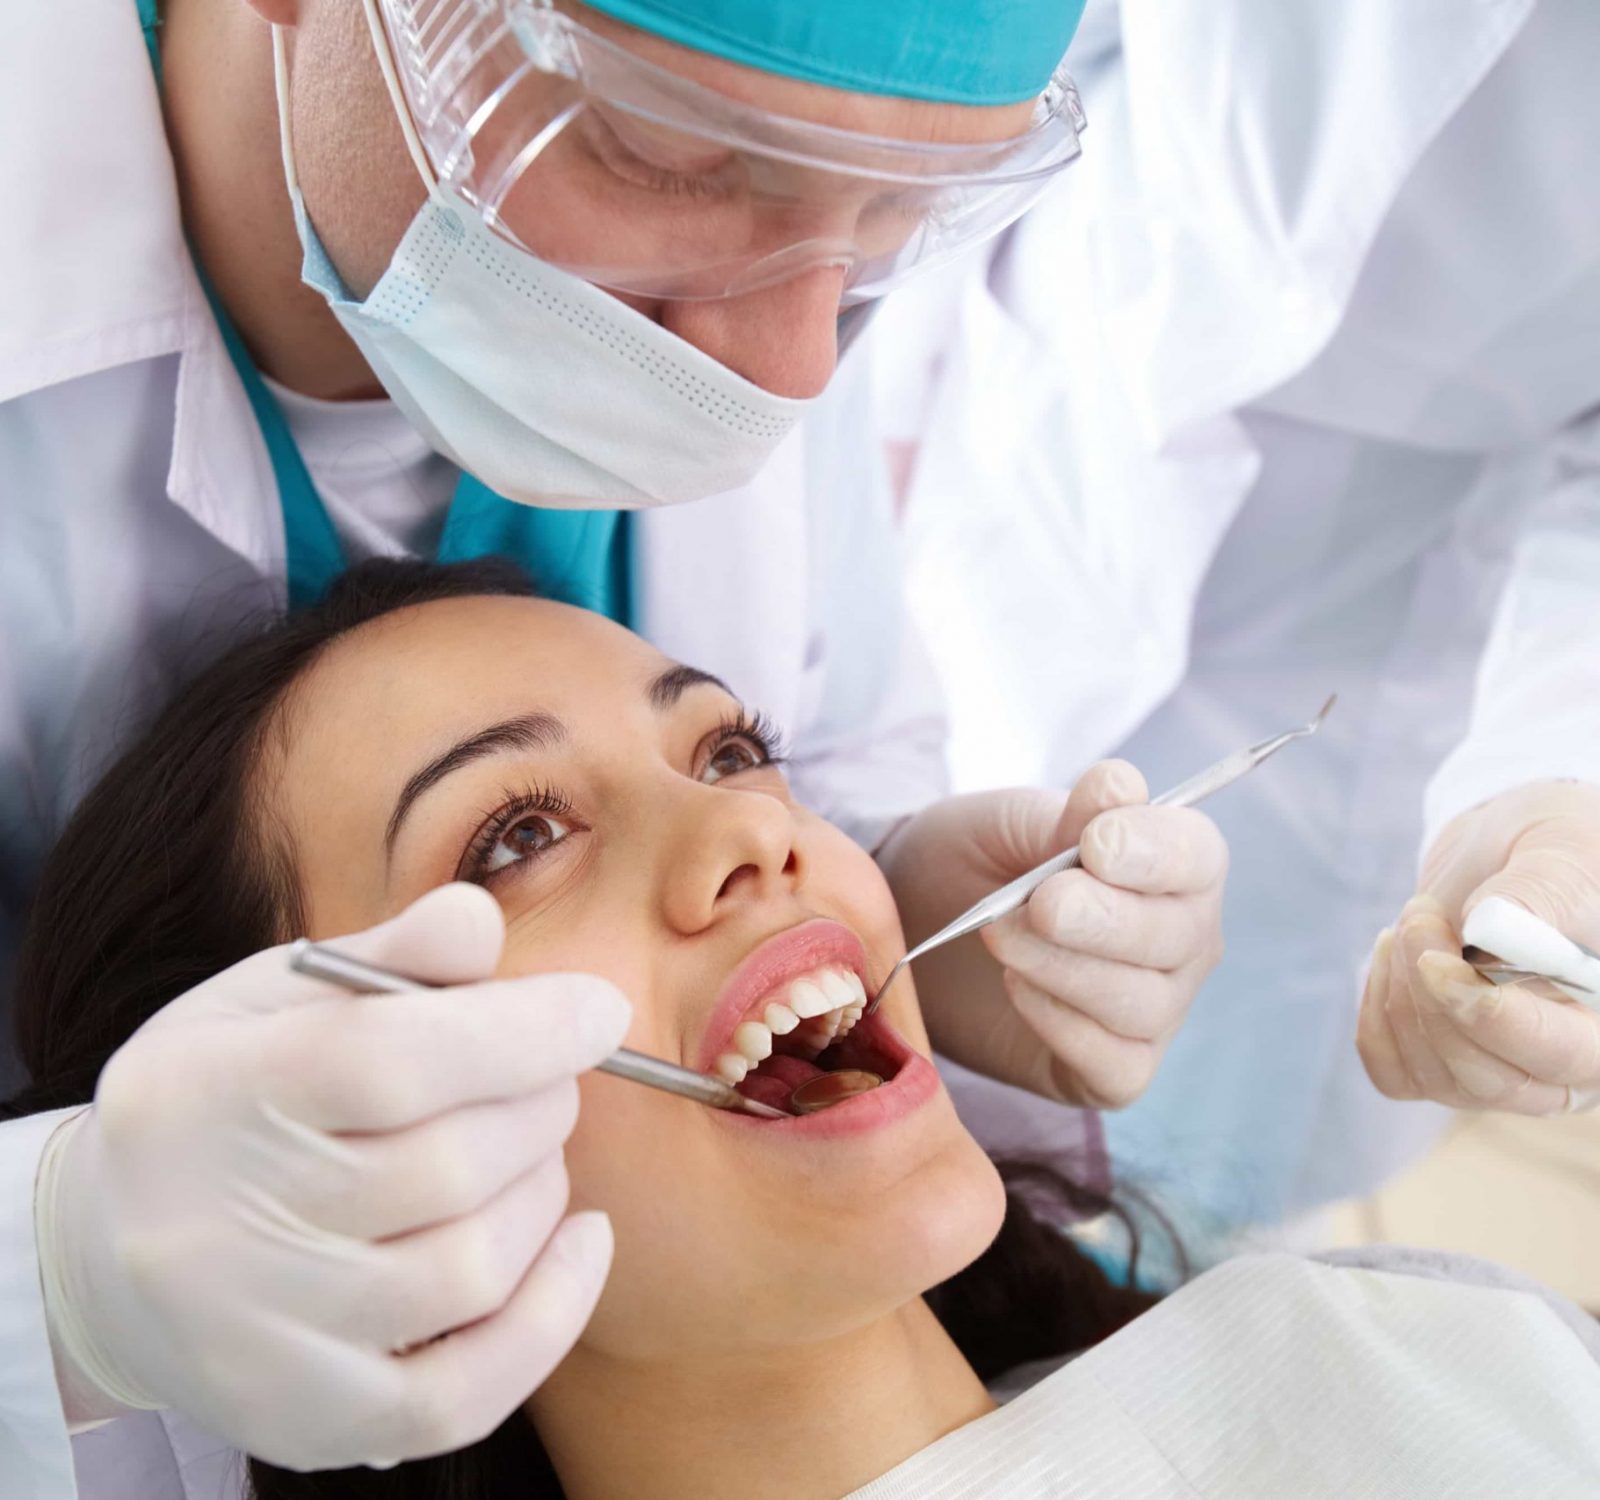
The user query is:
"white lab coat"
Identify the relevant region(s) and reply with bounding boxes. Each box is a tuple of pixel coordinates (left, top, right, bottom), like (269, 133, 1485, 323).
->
(0, 0, 953, 1487)
(874, 0, 1600, 1235)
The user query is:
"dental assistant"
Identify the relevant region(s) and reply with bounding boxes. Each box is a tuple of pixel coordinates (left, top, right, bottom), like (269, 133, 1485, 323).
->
(0, 0, 1230, 1488)
(874, 0, 1600, 1234)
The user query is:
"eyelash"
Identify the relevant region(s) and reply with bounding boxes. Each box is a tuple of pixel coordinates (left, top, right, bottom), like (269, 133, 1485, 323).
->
(459, 782, 577, 888)
(709, 708, 789, 771)
(458, 711, 788, 887)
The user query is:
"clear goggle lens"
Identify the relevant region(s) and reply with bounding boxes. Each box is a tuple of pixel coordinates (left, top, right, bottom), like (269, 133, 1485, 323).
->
(372, 0, 1086, 303)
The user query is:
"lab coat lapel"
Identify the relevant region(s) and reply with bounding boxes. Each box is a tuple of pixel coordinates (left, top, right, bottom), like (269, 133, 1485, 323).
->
(2, 0, 287, 576)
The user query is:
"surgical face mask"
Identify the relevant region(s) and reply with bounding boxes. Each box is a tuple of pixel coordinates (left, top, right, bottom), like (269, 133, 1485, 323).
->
(271, 29, 810, 509)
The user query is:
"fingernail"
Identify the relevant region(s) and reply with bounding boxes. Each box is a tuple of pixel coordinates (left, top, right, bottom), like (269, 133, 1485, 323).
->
(1102, 762, 1142, 803)
(1083, 814, 1129, 870)
(1372, 927, 1394, 965)
(1417, 950, 1498, 1021)
(1401, 892, 1448, 922)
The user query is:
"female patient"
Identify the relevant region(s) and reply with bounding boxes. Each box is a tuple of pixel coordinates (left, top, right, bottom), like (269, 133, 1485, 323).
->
(12, 561, 1600, 1499)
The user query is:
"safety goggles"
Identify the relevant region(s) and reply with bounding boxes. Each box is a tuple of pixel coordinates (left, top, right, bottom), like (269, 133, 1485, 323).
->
(364, 0, 1087, 304)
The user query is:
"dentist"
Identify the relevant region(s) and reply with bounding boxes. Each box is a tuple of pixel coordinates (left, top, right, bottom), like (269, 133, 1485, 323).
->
(0, 0, 1227, 1487)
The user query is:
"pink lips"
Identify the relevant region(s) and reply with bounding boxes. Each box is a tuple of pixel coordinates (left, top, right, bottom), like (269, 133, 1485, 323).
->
(698, 918, 940, 1140)
(720, 1018, 940, 1140)
(697, 918, 869, 1073)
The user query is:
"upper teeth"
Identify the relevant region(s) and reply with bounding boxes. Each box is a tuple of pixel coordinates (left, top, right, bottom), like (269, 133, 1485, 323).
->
(713, 967, 867, 1084)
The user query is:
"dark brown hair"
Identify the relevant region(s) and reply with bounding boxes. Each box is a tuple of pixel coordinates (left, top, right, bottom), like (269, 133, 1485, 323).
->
(5, 558, 1160, 1500)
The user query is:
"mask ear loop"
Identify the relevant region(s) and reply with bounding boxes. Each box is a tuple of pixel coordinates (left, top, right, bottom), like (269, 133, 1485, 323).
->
(271, 24, 306, 201)
(272, 4, 442, 202)
(356, 0, 444, 197)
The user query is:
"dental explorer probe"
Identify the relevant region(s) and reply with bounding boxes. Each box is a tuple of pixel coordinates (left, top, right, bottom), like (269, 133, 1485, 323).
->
(866, 695, 1338, 1015)
(288, 941, 789, 1119)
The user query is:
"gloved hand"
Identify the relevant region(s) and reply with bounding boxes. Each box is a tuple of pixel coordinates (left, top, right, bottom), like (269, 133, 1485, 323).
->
(1357, 780, 1600, 1115)
(877, 763, 1228, 1108)
(35, 883, 630, 1470)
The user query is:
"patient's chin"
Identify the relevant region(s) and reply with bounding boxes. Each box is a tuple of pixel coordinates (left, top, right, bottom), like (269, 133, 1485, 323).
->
(797, 1137, 1007, 1339)
(896, 1138, 1009, 1292)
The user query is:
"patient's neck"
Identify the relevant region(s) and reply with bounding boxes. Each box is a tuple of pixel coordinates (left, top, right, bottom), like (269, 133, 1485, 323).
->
(529, 1297, 993, 1499)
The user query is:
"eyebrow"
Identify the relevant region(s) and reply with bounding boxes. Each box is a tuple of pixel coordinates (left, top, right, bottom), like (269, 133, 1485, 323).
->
(385, 713, 567, 854)
(649, 663, 732, 710)
(382, 664, 734, 857)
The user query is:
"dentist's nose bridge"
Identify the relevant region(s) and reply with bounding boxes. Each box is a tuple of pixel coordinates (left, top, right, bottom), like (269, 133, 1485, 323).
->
(655, 776, 803, 932)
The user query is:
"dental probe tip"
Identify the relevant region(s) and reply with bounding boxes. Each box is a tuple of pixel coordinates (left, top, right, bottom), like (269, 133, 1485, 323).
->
(738, 1097, 790, 1119)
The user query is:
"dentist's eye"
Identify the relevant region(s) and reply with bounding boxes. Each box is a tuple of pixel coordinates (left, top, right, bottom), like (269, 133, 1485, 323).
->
(700, 710, 788, 785)
(459, 787, 579, 885)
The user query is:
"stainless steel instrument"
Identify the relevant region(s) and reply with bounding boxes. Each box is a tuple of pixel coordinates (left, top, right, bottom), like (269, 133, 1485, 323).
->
(289, 940, 789, 1119)
(866, 695, 1338, 1014)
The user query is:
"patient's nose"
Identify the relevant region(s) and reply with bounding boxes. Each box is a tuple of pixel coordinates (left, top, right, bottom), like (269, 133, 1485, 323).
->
(660, 789, 802, 934)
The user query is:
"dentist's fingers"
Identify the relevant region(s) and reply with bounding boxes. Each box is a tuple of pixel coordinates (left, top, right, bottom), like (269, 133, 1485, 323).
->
(299, 1083, 583, 1241)
(1053, 760, 1149, 850)
(1357, 929, 1421, 1100)
(1382, 899, 1466, 1105)
(351, 1155, 574, 1354)
(269, 973, 631, 1131)
(1417, 951, 1600, 1099)
(332, 883, 510, 987)
(1357, 897, 1576, 1114)
(360, 1211, 615, 1465)
(983, 916, 1186, 1040)
(139, 883, 511, 1032)
(1020, 870, 1219, 971)
(1079, 805, 1230, 897)
(1004, 970, 1160, 1110)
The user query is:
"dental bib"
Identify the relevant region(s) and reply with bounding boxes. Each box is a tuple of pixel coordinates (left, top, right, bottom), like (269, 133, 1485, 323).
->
(274, 29, 809, 510)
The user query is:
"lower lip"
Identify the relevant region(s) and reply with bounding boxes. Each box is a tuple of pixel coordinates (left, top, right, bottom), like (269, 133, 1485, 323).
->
(715, 1016, 938, 1140)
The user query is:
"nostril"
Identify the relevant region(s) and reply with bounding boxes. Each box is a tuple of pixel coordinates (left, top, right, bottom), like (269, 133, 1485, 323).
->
(717, 863, 762, 902)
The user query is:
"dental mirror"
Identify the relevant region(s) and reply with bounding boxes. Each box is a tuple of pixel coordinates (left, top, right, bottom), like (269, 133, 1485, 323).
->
(788, 1069, 884, 1114)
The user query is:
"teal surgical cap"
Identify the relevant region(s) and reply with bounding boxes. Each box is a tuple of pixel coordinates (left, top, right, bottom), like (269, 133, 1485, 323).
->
(580, 0, 1089, 106)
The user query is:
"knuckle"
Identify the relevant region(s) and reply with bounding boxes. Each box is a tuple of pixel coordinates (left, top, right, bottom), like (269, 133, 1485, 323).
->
(407, 1134, 489, 1221)
(1031, 873, 1113, 945)
(336, 1058, 429, 1129)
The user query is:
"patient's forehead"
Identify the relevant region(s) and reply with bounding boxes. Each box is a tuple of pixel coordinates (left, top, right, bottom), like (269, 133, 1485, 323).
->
(273, 593, 673, 771)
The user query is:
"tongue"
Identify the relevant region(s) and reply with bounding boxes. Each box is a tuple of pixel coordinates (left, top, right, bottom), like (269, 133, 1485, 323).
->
(736, 1052, 826, 1110)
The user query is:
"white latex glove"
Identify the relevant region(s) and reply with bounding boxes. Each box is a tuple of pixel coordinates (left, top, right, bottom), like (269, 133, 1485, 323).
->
(35, 884, 630, 1470)
(1358, 780, 1600, 1115)
(878, 763, 1228, 1108)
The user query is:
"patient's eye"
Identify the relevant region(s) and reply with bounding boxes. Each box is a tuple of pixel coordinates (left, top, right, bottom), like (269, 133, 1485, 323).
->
(482, 812, 572, 873)
(700, 710, 787, 785)
(459, 788, 578, 885)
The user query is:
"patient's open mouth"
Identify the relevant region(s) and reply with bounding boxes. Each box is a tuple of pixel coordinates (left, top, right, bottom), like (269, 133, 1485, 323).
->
(701, 922, 909, 1118)
(709, 964, 901, 1112)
